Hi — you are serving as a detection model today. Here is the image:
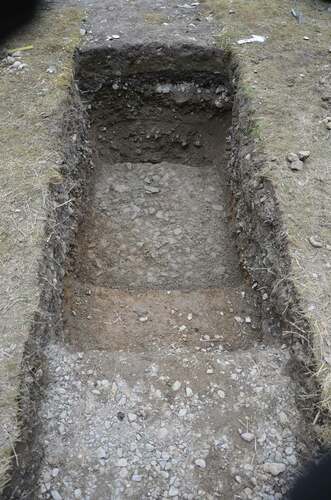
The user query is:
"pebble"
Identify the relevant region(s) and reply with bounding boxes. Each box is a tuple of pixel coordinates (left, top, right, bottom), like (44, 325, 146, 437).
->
(117, 458, 128, 467)
(309, 236, 323, 248)
(139, 316, 149, 322)
(185, 387, 193, 397)
(51, 491, 62, 500)
(172, 381, 181, 391)
(287, 455, 297, 466)
(74, 490, 82, 499)
(132, 473, 142, 481)
(287, 152, 299, 162)
(97, 447, 107, 459)
(195, 458, 206, 469)
(240, 432, 255, 442)
(169, 486, 179, 497)
(289, 159, 304, 171)
(298, 150, 310, 160)
(145, 186, 160, 194)
(128, 412, 137, 423)
(263, 462, 286, 476)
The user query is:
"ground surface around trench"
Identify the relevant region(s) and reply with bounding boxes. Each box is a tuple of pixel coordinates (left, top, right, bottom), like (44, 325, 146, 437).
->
(37, 156, 307, 499)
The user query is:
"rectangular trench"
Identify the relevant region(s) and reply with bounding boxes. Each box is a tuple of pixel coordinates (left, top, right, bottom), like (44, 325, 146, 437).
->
(8, 48, 307, 500)
(64, 49, 261, 353)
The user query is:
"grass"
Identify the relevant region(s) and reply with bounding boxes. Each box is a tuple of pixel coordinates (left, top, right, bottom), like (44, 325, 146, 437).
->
(203, 0, 331, 427)
(0, 4, 84, 492)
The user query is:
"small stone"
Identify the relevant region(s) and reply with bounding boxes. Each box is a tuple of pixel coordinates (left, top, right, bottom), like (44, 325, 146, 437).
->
(245, 316, 252, 324)
(185, 386, 193, 397)
(172, 381, 181, 391)
(263, 462, 286, 476)
(117, 458, 128, 467)
(243, 488, 253, 499)
(309, 236, 323, 248)
(179, 325, 187, 331)
(169, 487, 179, 497)
(47, 66, 57, 74)
(303, 36, 310, 40)
(287, 152, 299, 162)
(179, 408, 187, 417)
(206, 368, 214, 374)
(97, 447, 107, 459)
(51, 491, 62, 500)
(174, 228, 182, 236)
(80, 28, 86, 36)
(240, 432, 255, 443)
(234, 316, 243, 323)
(128, 412, 137, 423)
(289, 159, 304, 171)
(51, 468, 59, 477)
(298, 150, 310, 161)
(131, 473, 142, 482)
(195, 458, 206, 469)
(217, 390, 225, 398)
(145, 186, 160, 194)
(74, 490, 82, 499)
(287, 455, 297, 466)
(139, 316, 148, 322)
(187, 313, 193, 320)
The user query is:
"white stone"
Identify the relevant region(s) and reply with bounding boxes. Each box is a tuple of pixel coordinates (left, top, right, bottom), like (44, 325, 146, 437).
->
(51, 491, 62, 500)
(132, 474, 142, 482)
(172, 381, 181, 391)
(185, 387, 193, 397)
(240, 432, 255, 443)
(263, 462, 286, 476)
(195, 458, 206, 469)
(97, 447, 107, 459)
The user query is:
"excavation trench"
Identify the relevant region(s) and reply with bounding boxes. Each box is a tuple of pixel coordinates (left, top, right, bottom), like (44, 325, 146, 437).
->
(65, 51, 261, 354)
(9, 48, 308, 499)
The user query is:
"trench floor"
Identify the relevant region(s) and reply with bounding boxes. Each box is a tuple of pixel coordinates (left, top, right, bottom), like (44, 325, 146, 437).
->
(37, 159, 306, 499)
